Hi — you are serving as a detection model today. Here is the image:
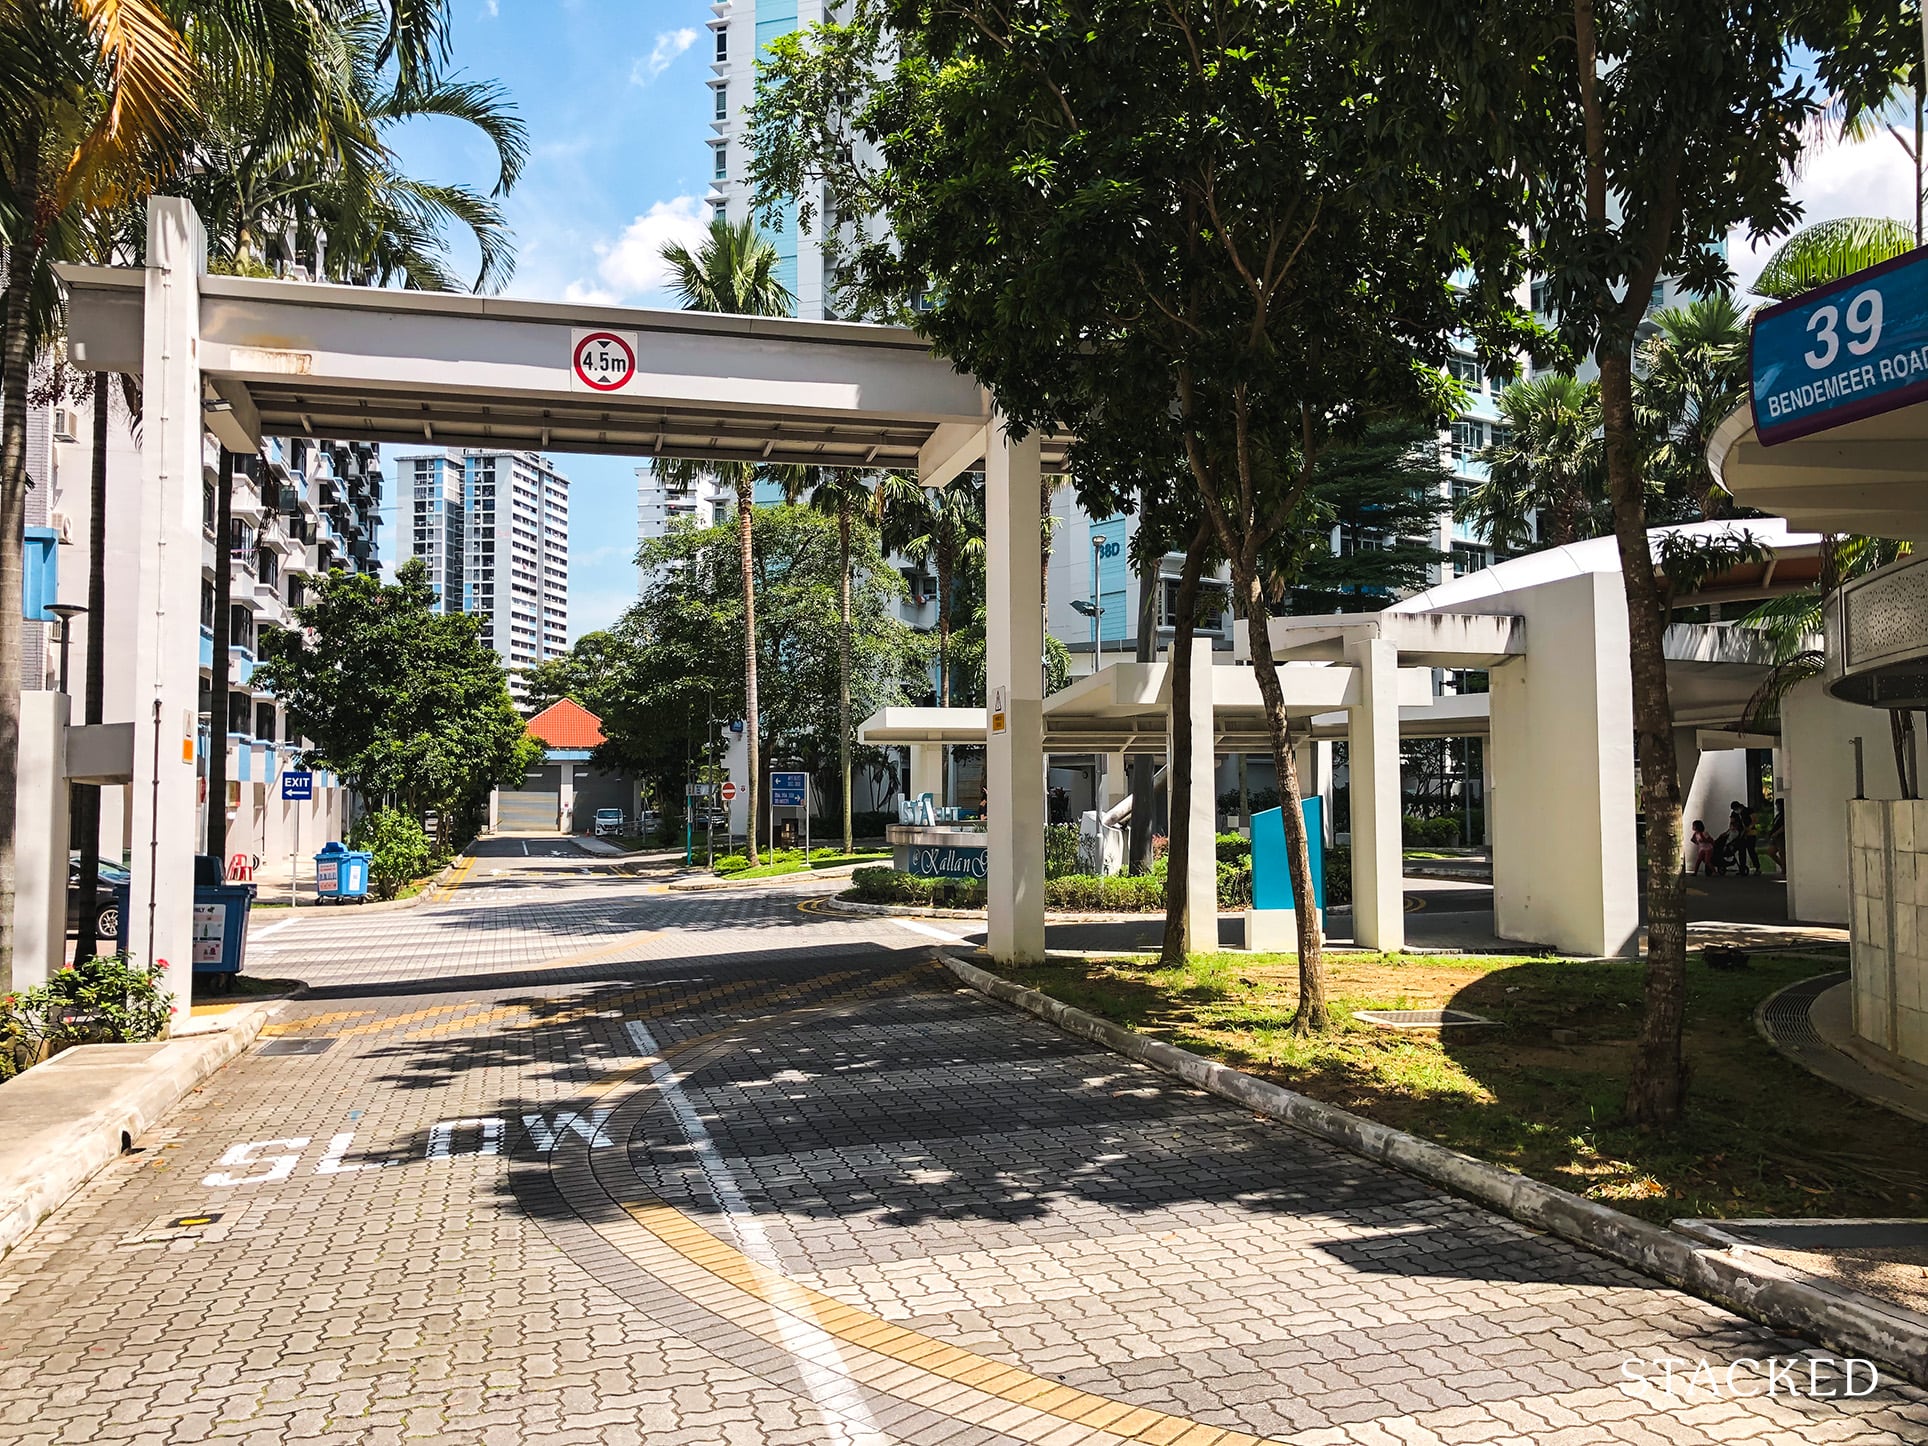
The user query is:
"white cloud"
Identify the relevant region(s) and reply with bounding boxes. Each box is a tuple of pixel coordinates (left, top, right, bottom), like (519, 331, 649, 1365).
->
(482, 0, 498, 15)
(589, 196, 711, 299)
(1729, 137, 1917, 297)
(631, 28, 699, 86)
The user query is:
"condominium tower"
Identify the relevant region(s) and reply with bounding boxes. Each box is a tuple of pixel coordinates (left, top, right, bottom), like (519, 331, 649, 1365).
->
(398, 449, 572, 687)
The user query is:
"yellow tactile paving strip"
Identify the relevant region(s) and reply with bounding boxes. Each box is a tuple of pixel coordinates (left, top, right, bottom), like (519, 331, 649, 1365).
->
(561, 989, 1279, 1446)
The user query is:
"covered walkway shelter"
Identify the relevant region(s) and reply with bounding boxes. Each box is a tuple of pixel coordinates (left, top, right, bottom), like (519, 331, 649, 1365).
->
(867, 520, 1835, 961)
(53, 196, 1071, 1004)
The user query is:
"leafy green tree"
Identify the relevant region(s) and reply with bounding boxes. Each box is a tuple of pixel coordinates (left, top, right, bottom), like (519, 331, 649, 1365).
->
(879, 475, 984, 707)
(608, 506, 929, 833)
(785, 468, 891, 852)
(254, 560, 537, 838)
(658, 216, 796, 863)
(1269, 421, 1450, 613)
(1401, 0, 1904, 1124)
(1458, 374, 1606, 554)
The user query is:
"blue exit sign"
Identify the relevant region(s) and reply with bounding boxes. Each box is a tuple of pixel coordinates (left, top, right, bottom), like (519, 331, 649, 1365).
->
(1751, 247, 1928, 446)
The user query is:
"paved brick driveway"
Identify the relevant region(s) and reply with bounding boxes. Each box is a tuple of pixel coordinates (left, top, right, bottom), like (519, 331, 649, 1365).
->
(0, 838, 1920, 1444)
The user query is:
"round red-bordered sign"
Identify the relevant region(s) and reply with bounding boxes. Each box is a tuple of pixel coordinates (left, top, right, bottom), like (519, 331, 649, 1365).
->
(718, 781, 740, 803)
(573, 331, 636, 391)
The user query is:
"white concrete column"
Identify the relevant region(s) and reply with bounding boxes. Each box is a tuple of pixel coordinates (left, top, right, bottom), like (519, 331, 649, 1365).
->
(14, 692, 71, 986)
(127, 197, 207, 1013)
(909, 743, 943, 805)
(1346, 637, 1404, 951)
(1486, 570, 1639, 956)
(1479, 734, 1493, 848)
(984, 418, 1045, 963)
(559, 760, 576, 832)
(1679, 732, 1747, 868)
(1171, 638, 1217, 954)
(1100, 751, 1127, 815)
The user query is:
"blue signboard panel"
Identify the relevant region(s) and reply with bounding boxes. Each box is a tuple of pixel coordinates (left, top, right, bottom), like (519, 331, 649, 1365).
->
(1250, 801, 1325, 912)
(280, 770, 314, 802)
(1088, 516, 1130, 646)
(769, 770, 808, 807)
(902, 844, 988, 881)
(1752, 248, 1928, 446)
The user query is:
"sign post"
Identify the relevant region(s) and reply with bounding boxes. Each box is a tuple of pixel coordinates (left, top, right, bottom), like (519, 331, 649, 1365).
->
(770, 771, 808, 858)
(1752, 248, 1928, 445)
(281, 769, 314, 908)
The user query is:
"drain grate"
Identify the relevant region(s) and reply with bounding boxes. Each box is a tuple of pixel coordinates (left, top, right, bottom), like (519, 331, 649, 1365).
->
(257, 1037, 336, 1056)
(1353, 1008, 1496, 1030)
(1759, 971, 1848, 1051)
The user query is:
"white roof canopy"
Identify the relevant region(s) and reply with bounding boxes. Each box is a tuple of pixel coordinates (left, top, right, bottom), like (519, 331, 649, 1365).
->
(1709, 400, 1928, 543)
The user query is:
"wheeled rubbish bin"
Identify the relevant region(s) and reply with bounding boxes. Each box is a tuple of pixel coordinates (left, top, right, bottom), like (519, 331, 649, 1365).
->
(314, 841, 373, 903)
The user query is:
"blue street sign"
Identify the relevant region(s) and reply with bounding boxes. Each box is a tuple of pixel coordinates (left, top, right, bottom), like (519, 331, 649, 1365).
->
(769, 771, 807, 807)
(1752, 247, 1928, 446)
(280, 770, 314, 802)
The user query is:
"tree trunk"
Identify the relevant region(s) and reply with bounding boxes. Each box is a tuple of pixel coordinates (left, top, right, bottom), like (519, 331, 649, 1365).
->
(1239, 565, 1327, 1031)
(936, 548, 952, 707)
(0, 148, 42, 992)
(1602, 346, 1689, 1126)
(1129, 491, 1157, 872)
(72, 371, 111, 961)
(1159, 526, 1210, 966)
(207, 451, 235, 860)
(838, 495, 853, 854)
(737, 472, 759, 864)
(1891, 709, 1918, 801)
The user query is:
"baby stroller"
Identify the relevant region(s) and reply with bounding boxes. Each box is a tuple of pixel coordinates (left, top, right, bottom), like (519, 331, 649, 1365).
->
(1709, 830, 1740, 875)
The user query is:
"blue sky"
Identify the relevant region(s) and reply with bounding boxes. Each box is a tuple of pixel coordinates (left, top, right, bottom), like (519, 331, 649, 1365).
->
(388, 0, 722, 638)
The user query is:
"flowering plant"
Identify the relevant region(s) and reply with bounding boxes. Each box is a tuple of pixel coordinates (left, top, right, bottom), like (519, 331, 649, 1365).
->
(0, 955, 173, 1078)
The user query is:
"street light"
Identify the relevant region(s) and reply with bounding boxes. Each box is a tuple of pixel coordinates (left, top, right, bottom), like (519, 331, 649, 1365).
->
(45, 603, 87, 695)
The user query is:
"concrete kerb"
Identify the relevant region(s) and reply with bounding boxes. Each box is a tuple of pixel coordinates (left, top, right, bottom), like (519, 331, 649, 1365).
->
(815, 893, 1180, 926)
(0, 997, 287, 1261)
(666, 859, 884, 894)
(935, 950, 1928, 1387)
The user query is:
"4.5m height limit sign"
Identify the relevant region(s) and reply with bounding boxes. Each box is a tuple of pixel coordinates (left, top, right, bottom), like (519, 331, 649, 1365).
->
(570, 329, 638, 391)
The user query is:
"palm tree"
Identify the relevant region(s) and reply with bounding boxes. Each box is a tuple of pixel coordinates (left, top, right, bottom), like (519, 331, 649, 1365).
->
(659, 216, 794, 864)
(1456, 373, 1607, 553)
(1634, 294, 1749, 521)
(784, 466, 887, 854)
(1753, 216, 1918, 298)
(881, 476, 985, 707)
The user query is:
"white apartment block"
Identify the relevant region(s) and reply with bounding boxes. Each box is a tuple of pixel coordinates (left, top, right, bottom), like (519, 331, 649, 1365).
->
(396, 449, 571, 688)
(635, 462, 730, 588)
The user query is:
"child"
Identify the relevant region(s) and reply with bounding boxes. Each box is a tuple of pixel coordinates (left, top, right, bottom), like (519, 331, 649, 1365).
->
(1689, 820, 1715, 875)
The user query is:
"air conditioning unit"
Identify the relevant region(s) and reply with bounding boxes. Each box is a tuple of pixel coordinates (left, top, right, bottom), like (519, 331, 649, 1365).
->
(48, 511, 74, 544)
(51, 408, 80, 443)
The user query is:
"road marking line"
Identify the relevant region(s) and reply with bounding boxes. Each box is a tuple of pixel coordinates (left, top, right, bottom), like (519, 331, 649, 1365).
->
(627, 1021, 892, 1446)
(890, 917, 970, 943)
(252, 918, 300, 940)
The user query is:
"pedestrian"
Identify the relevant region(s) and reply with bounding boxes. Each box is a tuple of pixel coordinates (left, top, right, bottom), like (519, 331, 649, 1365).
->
(1729, 800, 1759, 877)
(1688, 820, 1715, 875)
(1764, 799, 1786, 874)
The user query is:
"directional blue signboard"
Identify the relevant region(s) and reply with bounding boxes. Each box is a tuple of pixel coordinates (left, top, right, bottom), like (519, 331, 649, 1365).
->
(280, 770, 314, 802)
(769, 771, 808, 807)
(1752, 247, 1928, 446)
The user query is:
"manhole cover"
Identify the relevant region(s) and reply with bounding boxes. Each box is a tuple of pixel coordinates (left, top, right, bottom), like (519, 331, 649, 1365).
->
(257, 1037, 336, 1056)
(1353, 1008, 1496, 1030)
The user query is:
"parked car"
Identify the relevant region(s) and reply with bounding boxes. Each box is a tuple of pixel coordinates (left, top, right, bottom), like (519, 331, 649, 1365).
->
(67, 858, 131, 940)
(593, 808, 625, 836)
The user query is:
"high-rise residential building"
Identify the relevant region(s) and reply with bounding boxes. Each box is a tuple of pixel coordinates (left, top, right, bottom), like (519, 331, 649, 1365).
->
(635, 463, 729, 587)
(398, 449, 571, 689)
(708, 1, 830, 318)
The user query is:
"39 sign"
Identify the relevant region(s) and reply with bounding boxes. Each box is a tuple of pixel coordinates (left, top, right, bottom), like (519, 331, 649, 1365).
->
(1752, 248, 1928, 446)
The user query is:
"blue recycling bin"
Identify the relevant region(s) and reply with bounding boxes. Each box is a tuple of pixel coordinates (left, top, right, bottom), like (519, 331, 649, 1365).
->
(108, 855, 254, 979)
(314, 841, 372, 903)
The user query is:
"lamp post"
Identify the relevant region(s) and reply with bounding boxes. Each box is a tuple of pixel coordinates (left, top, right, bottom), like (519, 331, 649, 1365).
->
(46, 603, 87, 695)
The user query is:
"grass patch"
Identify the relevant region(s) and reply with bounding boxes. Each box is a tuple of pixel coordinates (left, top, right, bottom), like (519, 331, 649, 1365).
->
(985, 948, 1925, 1224)
(717, 848, 889, 880)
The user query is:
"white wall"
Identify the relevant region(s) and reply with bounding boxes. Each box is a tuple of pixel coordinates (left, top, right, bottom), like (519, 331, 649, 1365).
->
(1783, 677, 1906, 926)
(1847, 798, 1928, 1069)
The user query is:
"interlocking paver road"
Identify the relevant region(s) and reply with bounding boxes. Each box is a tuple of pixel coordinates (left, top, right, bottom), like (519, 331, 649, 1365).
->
(0, 835, 1921, 1445)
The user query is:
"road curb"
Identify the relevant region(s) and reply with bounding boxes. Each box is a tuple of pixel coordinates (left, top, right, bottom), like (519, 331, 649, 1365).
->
(936, 951, 1928, 1387)
(816, 894, 1185, 925)
(0, 998, 285, 1262)
(667, 860, 885, 893)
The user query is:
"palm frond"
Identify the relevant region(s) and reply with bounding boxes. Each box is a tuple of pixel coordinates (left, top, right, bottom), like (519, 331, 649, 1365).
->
(1752, 218, 1917, 301)
(58, 0, 199, 210)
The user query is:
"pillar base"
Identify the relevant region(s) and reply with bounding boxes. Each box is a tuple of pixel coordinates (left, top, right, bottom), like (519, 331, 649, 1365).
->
(1244, 908, 1319, 953)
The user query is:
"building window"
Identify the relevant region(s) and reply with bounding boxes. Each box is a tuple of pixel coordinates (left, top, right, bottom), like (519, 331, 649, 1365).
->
(1530, 278, 1554, 318)
(1452, 543, 1490, 577)
(714, 26, 727, 62)
(1447, 353, 1482, 388)
(713, 84, 727, 120)
(1450, 419, 1487, 465)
